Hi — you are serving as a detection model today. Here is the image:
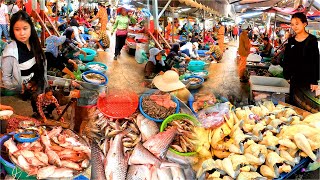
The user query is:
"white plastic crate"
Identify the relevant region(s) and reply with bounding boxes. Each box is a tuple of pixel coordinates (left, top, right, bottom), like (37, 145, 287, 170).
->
(250, 76, 290, 101)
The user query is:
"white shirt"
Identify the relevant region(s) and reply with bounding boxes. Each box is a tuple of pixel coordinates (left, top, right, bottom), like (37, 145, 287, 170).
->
(0, 4, 8, 24)
(180, 42, 199, 59)
(7, 4, 19, 17)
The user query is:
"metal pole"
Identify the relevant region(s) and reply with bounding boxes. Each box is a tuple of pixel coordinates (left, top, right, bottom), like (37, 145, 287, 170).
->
(273, 12, 276, 46)
(152, 0, 159, 31)
(203, 10, 205, 43)
(159, 0, 172, 18)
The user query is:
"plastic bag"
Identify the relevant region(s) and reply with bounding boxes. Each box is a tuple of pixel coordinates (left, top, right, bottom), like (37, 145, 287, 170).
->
(268, 65, 283, 77)
(135, 43, 148, 64)
(197, 102, 230, 129)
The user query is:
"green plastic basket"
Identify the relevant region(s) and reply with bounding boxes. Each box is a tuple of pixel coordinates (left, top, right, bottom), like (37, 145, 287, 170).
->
(160, 113, 199, 156)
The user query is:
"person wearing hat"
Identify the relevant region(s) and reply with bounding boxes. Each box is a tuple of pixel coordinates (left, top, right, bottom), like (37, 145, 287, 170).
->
(180, 42, 200, 60)
(111, 6, 137, 60)
(144, 48, 170, 79)
(45, 35, 77, 79)
(166, 43, 190, 73)
(238, 22, 251, 82)
(153, 70, 191, 103)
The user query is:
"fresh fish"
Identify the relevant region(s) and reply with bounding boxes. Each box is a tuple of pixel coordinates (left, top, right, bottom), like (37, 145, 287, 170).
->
(171, 166, 186, 180)
(143, 127, 177, 159)
(4, 138, 18, 153)
(128, 143, 161, 167)
(82, 159, 90, 168)
(49, 168, 74, 178)
(126, 165, 152, 180)
(46, 148, 62, 167)
(183, 165, 196, 180)
(40, 135, 51, 148)
(136, 114, 159, 142)
(37, 165, 56, 179)
(91, 140, 106, 180)
(61, 160, 82, 170)
(35, 152, 49, 165)
(157, 167, 173, 180)
(105, 128, 131, 180)
(73, 145, 91, 158)
(48, 126, 63, 138)
(17, 155, 30, 171)
(102, 139, 109, 156)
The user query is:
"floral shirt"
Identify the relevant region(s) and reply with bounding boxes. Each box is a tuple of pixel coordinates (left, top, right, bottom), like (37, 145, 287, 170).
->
(208, 45, 222, 60)
(37, 94, 61, 119)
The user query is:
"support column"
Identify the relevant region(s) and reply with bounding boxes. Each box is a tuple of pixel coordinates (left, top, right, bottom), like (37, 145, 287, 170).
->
(40, 0, 46, 46)
(152, 0, 159, 32)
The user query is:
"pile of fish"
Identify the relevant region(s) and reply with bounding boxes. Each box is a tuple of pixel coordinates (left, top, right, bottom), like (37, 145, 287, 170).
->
(84, 73, 106, 84)
(194, 101, 320, 179)
(85, 109, 198, 180)
(87, 64, 106, 71)
(188, 78, 202, 85)
(165, 118, 198, 153)
(142, 91, 177, 119)
(192, 93, 217, 112)
(4, 126, 91, 179)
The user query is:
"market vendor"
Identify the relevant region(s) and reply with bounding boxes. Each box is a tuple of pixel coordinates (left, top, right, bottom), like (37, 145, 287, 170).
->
(166, 43, 190, 72)
(259, 37, 273, 58)
(62, 28, 87, 59)
(32, 87, 64, 122)
(1, 11, 47, 93)
(144, 48, 170, 79)
(204, 44, 223, 63)
(283, 12, 320, 104)
(153, 70, 191, 104)
(180, 42, 200, 60)
(45, 35, 76, 79)
(89, 27, 110, 51)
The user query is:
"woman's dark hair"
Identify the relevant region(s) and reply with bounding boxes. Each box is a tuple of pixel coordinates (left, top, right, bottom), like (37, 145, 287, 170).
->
(263, 37, 269, 42)
(170, 43, 180, 54)
(218, 21, 222, 25)
(45, 87, 53, 93)
(10, 11, 45, 86)
(64, 28, 74, 39)
(292, 12, 308, 25)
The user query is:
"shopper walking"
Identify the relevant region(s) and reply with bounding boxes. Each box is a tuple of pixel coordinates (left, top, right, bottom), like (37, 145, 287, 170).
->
(238, 23, 250, 82)
(111, 6, 136, 60)
(1, 10, 47, 93)
(283, 12, 319, 104)
(233, 25, 239, 40)
(0, 0, 10, 41)
(217, 22, 225, 52)
(89, 3, 108, 47)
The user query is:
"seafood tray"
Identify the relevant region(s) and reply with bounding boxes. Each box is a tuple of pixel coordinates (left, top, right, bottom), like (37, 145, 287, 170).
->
(274, 157, 311, 180)
(1, 126, 91, 179)
(85, 62, 108, 73)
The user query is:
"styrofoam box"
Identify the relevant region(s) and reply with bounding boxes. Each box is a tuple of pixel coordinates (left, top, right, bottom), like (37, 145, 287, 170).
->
(250, 76, 290, 94)
(247, 53, 262, 62)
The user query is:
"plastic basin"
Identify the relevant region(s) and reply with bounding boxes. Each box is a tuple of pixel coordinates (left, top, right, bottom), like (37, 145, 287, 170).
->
(188, 60, 206, 71)
(0, 133, 36, 179)
(160, 113, 199, 156)
(184, 76, 204, 90)
(79, 48, 97, 62)
(85, 62, 108, 73)
(82, 70, 108, 86)
(191, 70, 209, 79)
(139, 93, 180, 123)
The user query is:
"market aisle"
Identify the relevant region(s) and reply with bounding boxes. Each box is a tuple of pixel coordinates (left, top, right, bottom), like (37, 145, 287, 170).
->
(95, 32, 148, 95)
(198, 40, 250, 106)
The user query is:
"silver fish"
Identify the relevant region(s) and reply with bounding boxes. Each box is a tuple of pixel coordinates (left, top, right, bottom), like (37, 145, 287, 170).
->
(143, 127, 177, 159)
(128, 143, 161, 167)
(166, 150, 199, 166)
(171, 166, 186, 180)
(157, 167, 173, 180)
(91, 140, 106, 180)
(136, 114, 159, 142)
(105, 128, 131, 180)
(126, 165, 152, 180)
(183, 165, 196, 180)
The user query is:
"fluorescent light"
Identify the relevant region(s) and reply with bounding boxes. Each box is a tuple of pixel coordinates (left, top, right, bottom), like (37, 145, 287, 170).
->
(180, 8, 191, 12)
(240, 12, 263, 18)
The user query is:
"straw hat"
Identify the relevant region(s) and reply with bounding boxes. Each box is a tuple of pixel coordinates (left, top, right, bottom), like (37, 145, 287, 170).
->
(153, 70, 186, 92)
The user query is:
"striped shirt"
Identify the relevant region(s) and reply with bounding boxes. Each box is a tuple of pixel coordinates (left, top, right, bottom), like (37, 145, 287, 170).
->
(16, 41, 36, 83)
(36, 93, 61, 119)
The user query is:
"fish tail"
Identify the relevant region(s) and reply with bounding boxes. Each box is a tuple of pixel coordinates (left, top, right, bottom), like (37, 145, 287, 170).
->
(119, 127, 132, 138)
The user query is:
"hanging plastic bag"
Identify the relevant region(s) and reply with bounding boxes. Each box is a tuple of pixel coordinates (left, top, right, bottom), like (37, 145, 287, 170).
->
(197, 102, 230, 129)
(135, 43, 148, 64)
